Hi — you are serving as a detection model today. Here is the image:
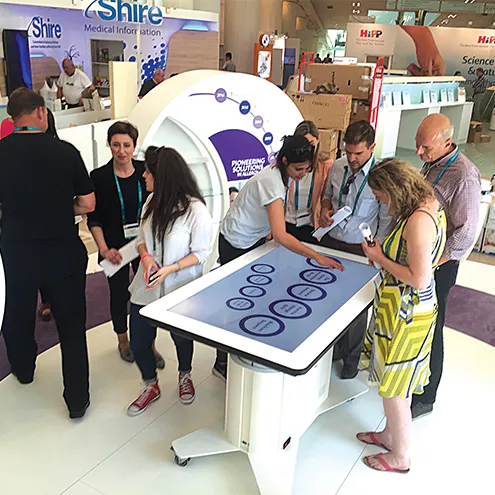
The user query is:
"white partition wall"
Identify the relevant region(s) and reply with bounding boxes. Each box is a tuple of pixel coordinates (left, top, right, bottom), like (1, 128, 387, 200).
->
(110, 61, 139, 120)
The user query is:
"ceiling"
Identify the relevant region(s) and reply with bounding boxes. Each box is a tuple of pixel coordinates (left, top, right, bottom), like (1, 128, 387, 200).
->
(309, 0, 495, 30)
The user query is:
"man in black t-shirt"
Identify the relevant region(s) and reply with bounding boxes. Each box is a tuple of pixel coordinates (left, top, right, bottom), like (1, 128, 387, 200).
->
(138, 68, 165, 99)
(0, 88, 96, 419)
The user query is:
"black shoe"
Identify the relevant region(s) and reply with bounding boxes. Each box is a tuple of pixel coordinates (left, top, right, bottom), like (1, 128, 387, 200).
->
(69, 400, 90, 420)
(12, 371, 34, 384)
(341, 364, 359, 380)
(411, 402, 433, 421)
(212, 362, 227, 382)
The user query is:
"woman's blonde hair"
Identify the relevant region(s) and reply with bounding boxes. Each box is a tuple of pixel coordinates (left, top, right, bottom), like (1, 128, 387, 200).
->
(368, 158, 435, 219)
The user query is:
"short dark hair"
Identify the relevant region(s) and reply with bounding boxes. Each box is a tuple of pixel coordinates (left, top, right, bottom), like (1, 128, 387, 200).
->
(344, 120, 375, 148)
(225, 52, 232, 60)
(170, 73, 179, 78)
(229, 187, 239, 194)
(107, 121, 139, 146)
(476, 67, 484, 74)
(7, 87, 45, 120)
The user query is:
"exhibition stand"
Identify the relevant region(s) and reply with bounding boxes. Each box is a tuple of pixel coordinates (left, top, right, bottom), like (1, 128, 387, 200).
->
(375, 76, 473, 158)
(140, 242, 376, 495)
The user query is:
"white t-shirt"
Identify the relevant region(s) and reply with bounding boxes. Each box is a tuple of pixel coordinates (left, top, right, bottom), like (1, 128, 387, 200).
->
(285, 171, 315, 225)
(221, 165, 286, 249)
(57, 69, 92, 104)
(129, 196, 213, 306)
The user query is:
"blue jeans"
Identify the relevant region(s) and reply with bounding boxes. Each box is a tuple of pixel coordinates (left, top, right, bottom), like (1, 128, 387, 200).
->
(130, 304, 194, 381)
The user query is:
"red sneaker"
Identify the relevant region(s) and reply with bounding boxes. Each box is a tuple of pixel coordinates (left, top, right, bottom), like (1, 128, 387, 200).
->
(178, 372, 195, 405)
(127, 381, 161, 417)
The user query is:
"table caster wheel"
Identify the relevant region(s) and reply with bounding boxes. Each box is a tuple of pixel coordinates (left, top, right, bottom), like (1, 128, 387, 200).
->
(174, 454, 190, 467)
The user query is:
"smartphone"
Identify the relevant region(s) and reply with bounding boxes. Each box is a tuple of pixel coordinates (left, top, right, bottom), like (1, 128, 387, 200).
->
(147, 264, 161, 287)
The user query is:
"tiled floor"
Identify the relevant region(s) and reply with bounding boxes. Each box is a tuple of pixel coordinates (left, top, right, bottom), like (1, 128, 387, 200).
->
(0, 258, 494, 495)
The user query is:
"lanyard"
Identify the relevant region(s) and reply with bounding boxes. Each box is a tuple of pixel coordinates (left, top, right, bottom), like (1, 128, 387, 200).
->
(338, 157, 375, 214)
(14, 126, 42, 132)
(422, 150, 459, 188)
(152, 236, 165, 267)
(113, 172, 143, 225)
(295, 172, 316, 211)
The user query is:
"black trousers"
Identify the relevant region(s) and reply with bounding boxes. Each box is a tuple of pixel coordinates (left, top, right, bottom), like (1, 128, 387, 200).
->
(130, 304, 193, 381)
(413, 260, 459, 406)
(1, 238, 89, 412)
(215, 233, 265, 365)
(107, 257, 140, 335)
(285, 222, 316, 245)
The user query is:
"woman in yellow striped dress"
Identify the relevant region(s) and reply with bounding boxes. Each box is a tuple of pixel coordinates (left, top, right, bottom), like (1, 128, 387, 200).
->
(357, 158, 446, 474)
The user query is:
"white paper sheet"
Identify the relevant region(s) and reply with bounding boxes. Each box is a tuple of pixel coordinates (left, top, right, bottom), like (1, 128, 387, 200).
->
(100, 239, 139, 278)
(312, 206, 353, 239)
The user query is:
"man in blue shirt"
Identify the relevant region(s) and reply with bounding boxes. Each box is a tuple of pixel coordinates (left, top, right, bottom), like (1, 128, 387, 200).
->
(319, 121, 395, 379)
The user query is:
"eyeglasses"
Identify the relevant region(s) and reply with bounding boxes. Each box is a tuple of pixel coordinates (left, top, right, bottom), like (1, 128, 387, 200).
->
(342, 174, 356, 196)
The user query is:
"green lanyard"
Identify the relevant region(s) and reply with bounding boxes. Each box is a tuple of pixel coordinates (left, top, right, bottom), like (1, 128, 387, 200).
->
(421, 150, 459, 188)
(113, 172, 143, 225)
(338, 157, 375, 214)
(284, 172, 316, 212)
(14, 126, 42, 132)
(295, 172, 316, 211)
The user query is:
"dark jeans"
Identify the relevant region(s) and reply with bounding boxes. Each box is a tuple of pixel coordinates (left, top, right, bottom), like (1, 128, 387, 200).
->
(130, 304, 193, 381)
(1, 239, 89, 412)
(215, 233, 265, 365)
(285, 222, 316, 245)
(413, 260, 459, 406)
(107, 258, 140, 334)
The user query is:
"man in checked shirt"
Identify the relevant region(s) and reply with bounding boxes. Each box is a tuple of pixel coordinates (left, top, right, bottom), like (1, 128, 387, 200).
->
(412, 114, 481, 420)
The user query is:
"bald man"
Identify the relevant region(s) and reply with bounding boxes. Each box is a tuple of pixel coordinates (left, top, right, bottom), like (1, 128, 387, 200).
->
(413, 114, 481, 420)
(138, 68, 166, 99)
(57, 58, 94, 108)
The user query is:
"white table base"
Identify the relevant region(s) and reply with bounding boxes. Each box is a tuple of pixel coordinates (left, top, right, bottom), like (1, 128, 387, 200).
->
(171, 349, 368, 495)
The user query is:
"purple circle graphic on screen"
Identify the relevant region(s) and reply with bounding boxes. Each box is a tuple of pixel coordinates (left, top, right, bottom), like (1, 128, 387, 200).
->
(268, 152, 277, 164)
(247, 275, 272, 286)
(240, 315, 285, 337)
(240, 286, 266, 298)
(263, 132, 274, 145)
(306, 257, 342, 269)
(253, 116, 264, 129)
(226, 298, 255, 311)
(299, 269, 337, 285)
(215, 88, 227, 103)
(251, 264, 275, 274)
(239, 100, 251, 114)
(269, 299, 312, 319)
(287, 284, 327, 301)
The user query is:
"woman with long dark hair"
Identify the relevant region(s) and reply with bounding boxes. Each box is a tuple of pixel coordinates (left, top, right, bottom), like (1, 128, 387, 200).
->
(126, 147, 213, 416)
(214, 134, 344, 379)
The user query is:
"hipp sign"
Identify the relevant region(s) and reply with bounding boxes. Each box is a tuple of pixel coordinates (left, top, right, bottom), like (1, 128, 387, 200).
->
(360, 29, 383, 39)
(83, 0, 163, 25)
(478, 35, 495, 44)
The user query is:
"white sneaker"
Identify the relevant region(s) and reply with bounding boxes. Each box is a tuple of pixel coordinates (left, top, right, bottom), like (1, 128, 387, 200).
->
(178, 372, 195, 405)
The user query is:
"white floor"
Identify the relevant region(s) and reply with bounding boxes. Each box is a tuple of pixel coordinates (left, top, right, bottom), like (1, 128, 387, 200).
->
(1, 259, 494, 495)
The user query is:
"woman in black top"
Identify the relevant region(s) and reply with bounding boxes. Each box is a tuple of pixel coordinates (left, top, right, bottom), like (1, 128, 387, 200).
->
(88, 121, 164, 366)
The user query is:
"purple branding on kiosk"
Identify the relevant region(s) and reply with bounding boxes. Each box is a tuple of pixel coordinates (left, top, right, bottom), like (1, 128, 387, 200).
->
(209, 129, 269, 182)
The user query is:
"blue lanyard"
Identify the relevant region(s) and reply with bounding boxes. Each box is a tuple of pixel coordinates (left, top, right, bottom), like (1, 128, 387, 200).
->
(113, 171, 143, 225)
(422, 150, 459, 188)
(14, 126, 42, 132)
(295, 172, 316, 211)
(338, 157, 375, 214)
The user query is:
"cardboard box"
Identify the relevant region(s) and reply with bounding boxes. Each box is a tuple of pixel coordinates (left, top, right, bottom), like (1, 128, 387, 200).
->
(319, 129, 339, 153)
(304, 64, 372, 100)
(289, 92, 352, 131)
(468, 123, 483, 143)
(350, 99, 370, 125)
(481, 134, 492, 143)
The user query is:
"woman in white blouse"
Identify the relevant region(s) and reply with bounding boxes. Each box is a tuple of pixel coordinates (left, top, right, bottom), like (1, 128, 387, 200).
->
(213, 134, 344, 379)
(127, 147, 213, 416)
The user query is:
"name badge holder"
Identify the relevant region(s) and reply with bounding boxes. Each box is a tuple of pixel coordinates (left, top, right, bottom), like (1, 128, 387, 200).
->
(295, 173, 316, 228)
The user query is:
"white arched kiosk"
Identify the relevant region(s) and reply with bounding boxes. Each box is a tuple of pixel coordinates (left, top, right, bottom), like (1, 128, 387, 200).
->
(133, 71, 374, 495)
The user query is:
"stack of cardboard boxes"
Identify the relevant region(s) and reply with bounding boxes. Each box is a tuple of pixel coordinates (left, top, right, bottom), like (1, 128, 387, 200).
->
(288, 64, 373, 160)
(468, 122, 492, 143)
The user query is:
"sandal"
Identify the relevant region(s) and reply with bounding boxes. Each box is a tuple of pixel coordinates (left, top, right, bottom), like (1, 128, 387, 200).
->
(39, 303, 52, 322)
(119, 346, 135, 363)
(154, 351, 165, 370)
(363, 454, 410, 474)
(356, 432, 391, 451)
